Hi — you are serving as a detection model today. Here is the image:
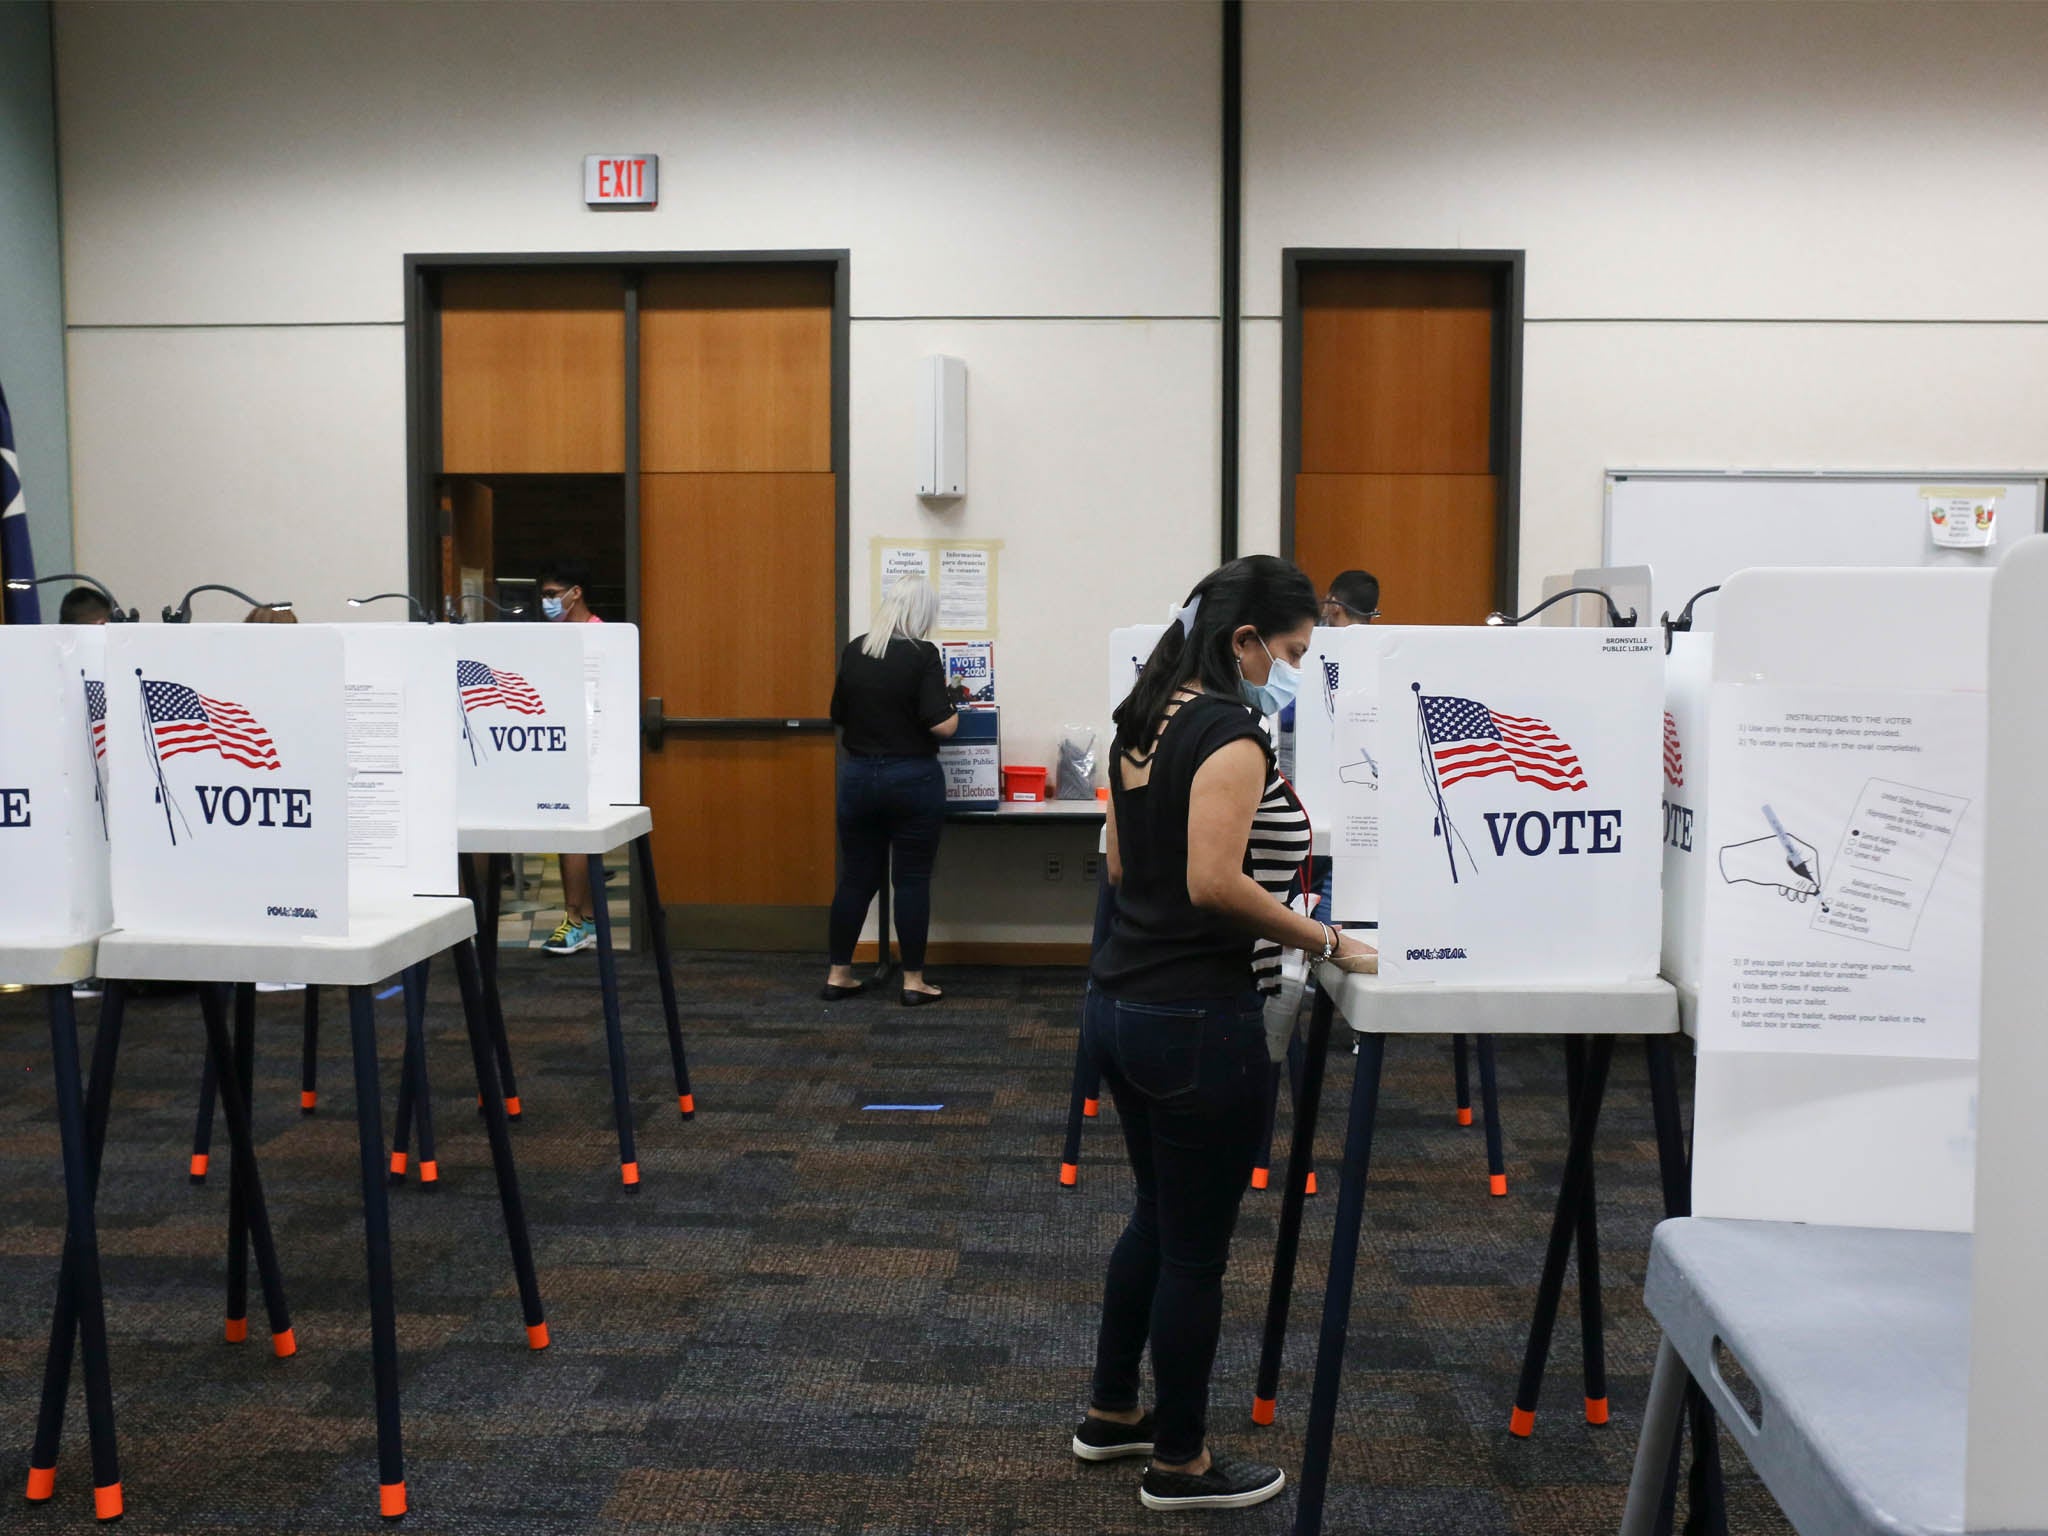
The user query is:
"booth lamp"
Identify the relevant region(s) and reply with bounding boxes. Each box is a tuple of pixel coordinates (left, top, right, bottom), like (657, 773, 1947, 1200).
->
(1485, 586, 1638, 629)
(7, 572, 138, 623)
(162, 583, 291, 624)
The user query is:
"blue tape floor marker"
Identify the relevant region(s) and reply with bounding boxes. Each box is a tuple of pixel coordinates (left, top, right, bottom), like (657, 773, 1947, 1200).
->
(862, 1104, 944, 1112)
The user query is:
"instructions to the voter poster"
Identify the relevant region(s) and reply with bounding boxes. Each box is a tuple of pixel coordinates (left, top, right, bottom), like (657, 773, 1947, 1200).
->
(1699, 685, 1985, 1059)
(345, 681, 407, 870)
(1326, 689, 1381, 923)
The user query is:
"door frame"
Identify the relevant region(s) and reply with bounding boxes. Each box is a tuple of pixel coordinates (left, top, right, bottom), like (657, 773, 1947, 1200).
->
(402, 249, 850, 641)
(1279, 247, 1524, 615)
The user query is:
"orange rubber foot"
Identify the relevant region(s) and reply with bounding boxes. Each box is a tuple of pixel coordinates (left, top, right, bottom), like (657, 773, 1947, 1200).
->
(379, 1480, 407, 1518)
(1082, 1097, 1099, 1118)
(188, 1152, 209, 1182)
(417, 1160, 438, 1187)
(25, 1464, 56, 1501)
(1304, 1171, 1319, 1197)
(301, 1090, 318, 1113)
(504, 1096, 522, 1119)
(1058, 1162, 1078, 1187)
(620, 1160, 640, 1189)
(1489, 1173, 1509, 1197)
(93, 1481, 123, 1521)
(273, 1327, 298, 1359)
(1250, 1167, 1270, 1191)
(526, 1320, 551, 1351)
(678, 1093, 696, 1117)
(224, 1316, 248, 1344)
(1457, 1107, 1474, 1126)
(1251, 1396, 1276, 1426)
(1509, 1405, 1536, 1438)
(1585, 1396, 1610, 1425)
(388, 1151, 407, 1181)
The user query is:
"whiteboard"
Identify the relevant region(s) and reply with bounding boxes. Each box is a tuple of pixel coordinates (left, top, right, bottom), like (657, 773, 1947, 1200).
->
(1604, 471, 2043, 632)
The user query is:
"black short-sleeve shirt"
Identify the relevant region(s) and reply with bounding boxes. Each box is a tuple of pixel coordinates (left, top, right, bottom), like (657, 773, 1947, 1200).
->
(1091, 692, 1271, 1000)
(830, 636, 956, 758)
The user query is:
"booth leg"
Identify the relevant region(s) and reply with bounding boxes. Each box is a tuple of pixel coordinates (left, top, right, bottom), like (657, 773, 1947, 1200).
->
(28, 983, 128, 1506)
(1251, 987, 1337, 1425)
(633, 834, 695, 1117)
(588, 854, 641, 1190)
(1477, 1034, 1506, 1196)
(1620, 1336, 1689, 1536)
(189, 1047, 218, 1183)
(300, 985, 320, 1113)
(466, 852, 521, 1119)
(344, 985, 407, 1518)
(26, 986, 124, 1518)
(1058, 1025, 1098, 1187)
(1251, 1058, 1282, 1191)
(452, 940, 549, 1349)
(1290, 1031, 1388, 1536)
(1283, 1028, 1316, 1196)
(1687, 1379, 1731, 1536)
(1643, 1035, 1690, 1218)
(1452, 1034, 1472, 1126)
(1509, 1034, 1613, 1436)
(198, 984, 295, 1357)
(1562, 1037, 1610, 1425)
(224, 985, 254, 1339)
(389, 985, 417, 1184)
(404, 963, 438, 1187)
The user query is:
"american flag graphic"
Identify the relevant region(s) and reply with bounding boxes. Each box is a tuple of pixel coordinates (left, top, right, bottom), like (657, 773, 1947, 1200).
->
(1663, 711, 1684, 787)
(458, 659, 545, 716)
(1419, 693, 1586, 792)
(85, 680, 107, 760)
(143, 680, 280, 771)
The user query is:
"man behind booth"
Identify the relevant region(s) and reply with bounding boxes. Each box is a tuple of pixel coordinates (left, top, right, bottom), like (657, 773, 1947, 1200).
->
(58, 586, 111, 624)
(1320, 568, 1380, 627)
(537, 558, 606, 956)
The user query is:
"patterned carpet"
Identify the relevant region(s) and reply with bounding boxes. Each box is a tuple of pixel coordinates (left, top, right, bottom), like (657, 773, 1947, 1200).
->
(0, 955, 1789, 1533)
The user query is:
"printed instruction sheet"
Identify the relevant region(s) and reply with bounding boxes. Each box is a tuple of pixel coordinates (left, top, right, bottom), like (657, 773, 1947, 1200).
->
(1699, 685, 1986, 1059)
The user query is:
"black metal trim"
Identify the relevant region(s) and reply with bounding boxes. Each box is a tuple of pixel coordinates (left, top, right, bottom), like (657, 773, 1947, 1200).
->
(622, 270, 642, 623)
(1219, 0, 1243, 561)
(1279, 247, 1525, 614)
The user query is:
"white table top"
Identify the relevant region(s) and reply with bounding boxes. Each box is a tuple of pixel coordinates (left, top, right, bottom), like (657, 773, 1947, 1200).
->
(97, 897, 476, 987)
(0, 936, 104, 988)
(948, 799, 1107, 822)
(458, 804, 652, 856)
(1315, 964, 1680, 1037)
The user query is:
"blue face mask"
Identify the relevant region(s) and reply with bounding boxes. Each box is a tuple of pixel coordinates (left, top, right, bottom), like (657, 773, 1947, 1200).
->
(541, 595, 566, 622)
(1239, 637, 1301, 716)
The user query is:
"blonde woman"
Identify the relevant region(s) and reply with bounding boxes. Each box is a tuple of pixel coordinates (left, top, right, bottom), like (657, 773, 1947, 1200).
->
(822, 577, 959, 1004)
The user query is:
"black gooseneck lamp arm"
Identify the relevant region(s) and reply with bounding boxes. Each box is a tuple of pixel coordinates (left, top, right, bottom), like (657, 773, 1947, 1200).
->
(1660, 584, 1722, 654)
(453, 592, 526, 623)
(163, 583, 292, 623)
(1483, 586, 1639, 629)
(347, 592, 432, 622)
(5, 571, 140, 622)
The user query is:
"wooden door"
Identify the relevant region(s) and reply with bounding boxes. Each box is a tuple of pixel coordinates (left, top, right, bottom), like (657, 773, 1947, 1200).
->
(638, 266, 838, 948)
(1293, 265, 1505, 624)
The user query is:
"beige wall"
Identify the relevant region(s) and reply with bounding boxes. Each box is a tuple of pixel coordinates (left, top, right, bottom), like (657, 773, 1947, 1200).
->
(56, 0, 2048, 941)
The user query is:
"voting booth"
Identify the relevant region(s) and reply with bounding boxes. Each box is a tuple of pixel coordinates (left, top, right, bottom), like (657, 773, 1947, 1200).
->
(0, 627, 113, 951)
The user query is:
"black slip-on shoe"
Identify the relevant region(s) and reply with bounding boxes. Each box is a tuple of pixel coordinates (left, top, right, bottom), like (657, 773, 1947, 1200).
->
(900, 987, 944, 1007)
(1139, 1450, 1286, 1510)
(1072, 1412, 1155, 1462)
(819, 982, 866, 1002)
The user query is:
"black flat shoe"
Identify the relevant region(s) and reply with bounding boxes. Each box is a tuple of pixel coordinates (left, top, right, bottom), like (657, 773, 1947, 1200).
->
(900, 988, 944, 1008)
(819, 982, 866, 1002)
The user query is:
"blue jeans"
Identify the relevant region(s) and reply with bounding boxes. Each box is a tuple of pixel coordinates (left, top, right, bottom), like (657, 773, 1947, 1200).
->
(1083, 982, 1268, 1463)
(828, 755, 946, 970)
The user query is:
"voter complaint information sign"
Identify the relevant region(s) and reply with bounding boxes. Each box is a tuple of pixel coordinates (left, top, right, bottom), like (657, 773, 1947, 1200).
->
(105, 625, 349, 940)
(1376, 628, 1664, 984)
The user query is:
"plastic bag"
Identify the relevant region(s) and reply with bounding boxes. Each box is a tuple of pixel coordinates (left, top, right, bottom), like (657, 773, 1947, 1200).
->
(1056, 725, 1097, 799)
(1263, 956, 1308, 1063)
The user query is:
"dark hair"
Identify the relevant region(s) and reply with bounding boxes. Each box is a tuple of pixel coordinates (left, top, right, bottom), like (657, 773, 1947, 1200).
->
(58, 587, 111, 624)
(1327, 569, 1380, 617)
(537, 558, 592, 594)
(1114, 555, 1319, 753)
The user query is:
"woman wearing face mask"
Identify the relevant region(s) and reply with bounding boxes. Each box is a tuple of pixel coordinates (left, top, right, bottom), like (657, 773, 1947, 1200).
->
(821, 575, 959, 1005)
(1070, 555, 1374, 1512)
(536, 558, 606, 956)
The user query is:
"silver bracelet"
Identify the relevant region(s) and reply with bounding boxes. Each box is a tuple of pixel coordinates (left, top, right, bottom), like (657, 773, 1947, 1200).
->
(1318, 923, 1338, 962)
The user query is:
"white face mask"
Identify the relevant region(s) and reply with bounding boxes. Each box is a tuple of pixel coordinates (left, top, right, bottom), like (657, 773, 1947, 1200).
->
(1238, 637, 1301, 716)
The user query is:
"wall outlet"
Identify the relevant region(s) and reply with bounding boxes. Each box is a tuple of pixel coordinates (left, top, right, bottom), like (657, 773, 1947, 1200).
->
(1082, 854, 1101, 883)
(1044, 855, 1063, 881)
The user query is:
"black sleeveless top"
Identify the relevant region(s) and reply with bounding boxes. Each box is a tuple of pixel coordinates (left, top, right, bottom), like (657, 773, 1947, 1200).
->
(1092, 692, 1270, 1001)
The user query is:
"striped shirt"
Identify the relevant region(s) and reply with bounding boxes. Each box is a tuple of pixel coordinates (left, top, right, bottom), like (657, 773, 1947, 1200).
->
(1249, 768, 1313, 995)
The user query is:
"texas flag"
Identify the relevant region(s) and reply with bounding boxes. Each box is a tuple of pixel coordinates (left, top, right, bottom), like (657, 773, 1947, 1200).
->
(0, 382, 40, 626)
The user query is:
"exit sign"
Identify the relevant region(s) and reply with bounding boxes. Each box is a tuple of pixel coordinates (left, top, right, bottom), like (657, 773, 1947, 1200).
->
(584, 154, 657, 208)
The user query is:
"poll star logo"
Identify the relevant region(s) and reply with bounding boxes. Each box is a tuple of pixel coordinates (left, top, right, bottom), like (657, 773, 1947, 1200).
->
(138, 673, 309, 846)
(457, 659, 566, 764)
(1412, 683, 1619, 884)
